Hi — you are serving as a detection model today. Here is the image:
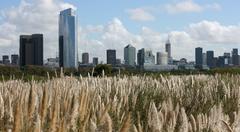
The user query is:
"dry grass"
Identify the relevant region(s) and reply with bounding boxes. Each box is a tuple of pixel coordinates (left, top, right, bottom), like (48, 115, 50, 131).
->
(0, 74, 240, 131)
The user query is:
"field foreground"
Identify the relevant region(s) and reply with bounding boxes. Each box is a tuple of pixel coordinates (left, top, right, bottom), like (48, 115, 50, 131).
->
(0, 74, 240, 132)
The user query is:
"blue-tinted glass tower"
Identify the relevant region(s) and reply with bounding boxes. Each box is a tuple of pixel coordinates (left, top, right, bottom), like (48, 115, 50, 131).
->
(59, 8, 78, 68)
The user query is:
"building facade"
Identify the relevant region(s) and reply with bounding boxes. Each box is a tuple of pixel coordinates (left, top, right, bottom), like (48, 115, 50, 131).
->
(59, 8, 78, 68)
(107, 49, 116, 66)
(124, 44, 136, 67)
(2, 55, 10, 65)
(157, 52, 168, 65)
(232, 48, 239, 66)
(165, 39, 172, 64)
(19, 34, 43, 66)
(11, 54, 19, 65)
(82, 52, 89, 64)
(137, 48, 145, 68)
(93, 57, 98, 65)
(144, 50, 155, 65)
(206, 51, 214, 68)
(195, 47, 203, 68)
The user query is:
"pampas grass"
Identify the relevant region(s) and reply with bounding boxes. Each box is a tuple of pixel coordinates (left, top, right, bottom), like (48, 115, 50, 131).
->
(1, 73, 240, 131)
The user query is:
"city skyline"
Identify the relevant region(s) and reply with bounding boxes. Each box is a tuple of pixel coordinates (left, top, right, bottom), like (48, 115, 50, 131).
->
(0, 0, 240, 62)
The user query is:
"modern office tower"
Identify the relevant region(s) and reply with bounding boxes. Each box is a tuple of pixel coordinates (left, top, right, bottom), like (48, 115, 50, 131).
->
(144, 50, 155, 65)
(11, 54, 19, 65)
(202, 53, 207, 65)
(59, 8, 78, 68)
(107, 49, 116, 65)
(223, 52, 231, 65)
(2, 55, 10, 65)
(93, 57, 98, 65)
(206, 51, 214, 68)
(124, 44, 136, 67)
(137, 48, 145, 67)
(116, 59, 121, 65)
(195, 47, 203, 68)
(19, 34, 43, 67)
(157, 52, 168, 65)
(165, 39, 172, 64)
(82, 52, 89, 64)
(217, 56, 225, 67)
(232, 48, 239, 66)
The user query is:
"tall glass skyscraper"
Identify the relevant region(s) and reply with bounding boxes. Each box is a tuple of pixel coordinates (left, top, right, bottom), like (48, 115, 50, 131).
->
(59, 8, 78, 68)
(124, 44, 136, 67)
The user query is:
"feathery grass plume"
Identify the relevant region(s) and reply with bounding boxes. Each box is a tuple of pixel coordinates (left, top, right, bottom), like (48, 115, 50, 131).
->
(137, 112, 143, 132)
(178, 108, 188, 132)
(120, 112, 131, 132)
(0, 92, 4, 119)
(222, 120, 233, 132)
(40, 86, 48, 127)
(13, 102, 22, 132)
(33, 114, 41, 132)
(148, 101, 161, 132)
(190, 114, 197, 132)
(89, 119, 97, 132)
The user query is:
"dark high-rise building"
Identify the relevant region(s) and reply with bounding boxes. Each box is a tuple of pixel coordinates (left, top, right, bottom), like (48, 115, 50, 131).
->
(116, 59, 121, 65)
(232, 48, 239, 66)
(217, 56, 225, 68)
(107, 49, 116, 65)
(165, 39, 172, 64)
(223, 52, 231, 65)
(206, 51, 214, 68)
(93, 57, 98, 65)
(137, 48, 145, 68)
(19, 34, 43, 67)
(2, 55, 10, 65)
(82, 53, 89, 64)
(11, 54, 19, 65)
(195, 47, 203, 68)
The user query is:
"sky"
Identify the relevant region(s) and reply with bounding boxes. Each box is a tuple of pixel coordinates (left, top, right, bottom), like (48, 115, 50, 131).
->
(0, 0, 240, 62)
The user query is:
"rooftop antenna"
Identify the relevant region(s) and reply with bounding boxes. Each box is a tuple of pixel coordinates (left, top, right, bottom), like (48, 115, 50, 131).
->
(167, 34, 171, 44)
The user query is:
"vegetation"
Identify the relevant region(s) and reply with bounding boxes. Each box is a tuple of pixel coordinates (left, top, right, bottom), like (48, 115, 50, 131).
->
(0, 71, 240, 131)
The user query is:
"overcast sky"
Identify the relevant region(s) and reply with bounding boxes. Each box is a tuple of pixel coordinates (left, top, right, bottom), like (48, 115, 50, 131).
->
(0, 0, 240, 62)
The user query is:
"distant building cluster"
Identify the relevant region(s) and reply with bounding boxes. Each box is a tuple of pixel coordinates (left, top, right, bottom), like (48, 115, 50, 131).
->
(1, 8, 240, 72)
(195, 47, 240, 69)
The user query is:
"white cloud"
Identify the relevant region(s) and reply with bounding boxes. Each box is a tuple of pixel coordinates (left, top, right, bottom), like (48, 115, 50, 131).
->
(188, 20, 240, 44)
(0, 0, 76, 58)
(165, 0, 221, 14)
(126, 8, 155, 21)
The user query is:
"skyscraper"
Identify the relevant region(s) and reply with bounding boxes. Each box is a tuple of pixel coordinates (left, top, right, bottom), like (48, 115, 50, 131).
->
(82, 53, 89, 64)
(157, 52, 168, 65)
(144, 50, 155, 65)
(107, 49, 116, 65)
(124, 44, 136, 67)
(19, 34, 43, 67)
(2, 55, 10, 65)
(11, 54, 19, 65)
(195, 47, 203, 68)
(206, 51, 214, 68)
(93, 57, 98, 65)
(165, 39, 172, 64)
(232, 48, 239, 66)
(59, 8, 78, 68)
(202, 53, 207, 66)
(137, 48, 145, 68)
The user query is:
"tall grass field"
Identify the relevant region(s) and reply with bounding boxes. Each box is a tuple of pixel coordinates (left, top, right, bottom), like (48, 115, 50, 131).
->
(0, 74, 240, 131)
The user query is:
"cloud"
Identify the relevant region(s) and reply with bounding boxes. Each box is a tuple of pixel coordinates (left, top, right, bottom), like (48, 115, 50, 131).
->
(80, 18, 240, 62)
(0, 0, 76, 58)
(188, 20, 240, 44)
(165, 0, 221, 14)
(126, 8, 155, 21)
